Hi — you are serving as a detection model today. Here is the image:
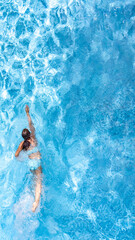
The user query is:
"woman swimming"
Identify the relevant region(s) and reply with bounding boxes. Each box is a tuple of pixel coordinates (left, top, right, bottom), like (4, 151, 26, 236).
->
(15, 105, 42, 212)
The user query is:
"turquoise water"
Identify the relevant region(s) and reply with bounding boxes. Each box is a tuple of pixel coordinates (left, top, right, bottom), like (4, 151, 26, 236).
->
(0, 0, 135, 239)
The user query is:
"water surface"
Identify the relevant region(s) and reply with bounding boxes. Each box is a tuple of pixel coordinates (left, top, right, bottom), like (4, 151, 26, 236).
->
(0, 0, 135, 239)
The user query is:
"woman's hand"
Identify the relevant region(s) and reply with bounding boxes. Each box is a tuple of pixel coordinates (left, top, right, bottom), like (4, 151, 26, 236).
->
(25, 105, 29, 114)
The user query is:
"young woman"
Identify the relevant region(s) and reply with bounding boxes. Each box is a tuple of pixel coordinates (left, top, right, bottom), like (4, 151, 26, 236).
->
(15, 105, 42, 212)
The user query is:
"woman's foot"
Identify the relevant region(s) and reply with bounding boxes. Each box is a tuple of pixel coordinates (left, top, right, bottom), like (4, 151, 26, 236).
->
(32, 201, 39, 212)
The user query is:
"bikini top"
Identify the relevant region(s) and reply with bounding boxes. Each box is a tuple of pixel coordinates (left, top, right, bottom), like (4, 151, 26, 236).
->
(26, 146, 39, 155)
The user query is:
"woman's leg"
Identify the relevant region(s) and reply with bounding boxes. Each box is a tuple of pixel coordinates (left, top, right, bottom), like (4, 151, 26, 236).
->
(32, 166, 42, 212)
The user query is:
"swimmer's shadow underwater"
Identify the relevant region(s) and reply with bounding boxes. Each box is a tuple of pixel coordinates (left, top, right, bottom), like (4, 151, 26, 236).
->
(15, 105, 42, 212)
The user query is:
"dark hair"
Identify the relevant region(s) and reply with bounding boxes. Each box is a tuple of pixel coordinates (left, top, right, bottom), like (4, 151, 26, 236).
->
(22, 128, 30, 140)
(23, 139, 30, 151)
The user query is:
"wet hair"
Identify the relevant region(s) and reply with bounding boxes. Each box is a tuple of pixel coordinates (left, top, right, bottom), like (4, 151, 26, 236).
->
(22, 128, 30, 140)
(23, 139, 31, 151)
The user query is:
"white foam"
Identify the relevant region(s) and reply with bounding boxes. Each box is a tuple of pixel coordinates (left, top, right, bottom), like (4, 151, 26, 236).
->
(63, 53, 67, 60)
(70, 171, 78, 192)
(70, 160, 89, 192)
(30, 95, 35, 102)
(34, 28, 41, 37)
(45, 16, 51, 26)
(86, 131, 97, 145)
(48, 0, 66, 8)
(64, 181, 70, 188)
(14, 190, 34, 216)
(1, 112, 7, 122)
(86, 209, 96, 223)
(55, 108, 65, 129)
(28, 37, 37, 53)
(44, 58, 49, 68)
(15, 0, 30, 14)
(48, 68, 57, 75)
(1, 90, 10, 99)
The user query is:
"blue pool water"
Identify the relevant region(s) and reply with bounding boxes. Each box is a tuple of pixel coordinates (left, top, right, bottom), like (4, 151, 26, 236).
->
(0, 0, 135, 239)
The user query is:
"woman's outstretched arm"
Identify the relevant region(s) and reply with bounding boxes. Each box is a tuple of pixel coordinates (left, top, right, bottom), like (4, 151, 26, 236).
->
(25, 105, 36, 139)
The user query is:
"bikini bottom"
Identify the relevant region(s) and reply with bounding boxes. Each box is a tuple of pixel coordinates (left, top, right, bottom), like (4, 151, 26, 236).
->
(28, 158, 41, 171)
